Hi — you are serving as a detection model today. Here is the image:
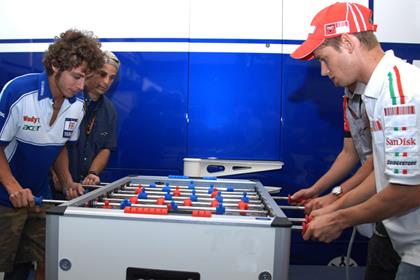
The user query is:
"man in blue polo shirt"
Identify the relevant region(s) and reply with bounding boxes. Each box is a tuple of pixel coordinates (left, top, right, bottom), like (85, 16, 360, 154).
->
(0, 29, 103, 279)
(67, 51, 119, 186)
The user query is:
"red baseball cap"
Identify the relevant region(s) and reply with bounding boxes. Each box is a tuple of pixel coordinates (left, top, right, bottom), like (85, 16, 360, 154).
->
(291, 2, 377, 60)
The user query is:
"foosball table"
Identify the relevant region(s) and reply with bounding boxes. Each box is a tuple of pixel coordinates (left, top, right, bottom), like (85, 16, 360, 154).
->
(46, 175, 293, 280)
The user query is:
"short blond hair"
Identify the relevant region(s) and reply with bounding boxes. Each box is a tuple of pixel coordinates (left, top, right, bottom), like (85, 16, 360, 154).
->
(103, 50, 120, 71)
(322, 31, 379, 51)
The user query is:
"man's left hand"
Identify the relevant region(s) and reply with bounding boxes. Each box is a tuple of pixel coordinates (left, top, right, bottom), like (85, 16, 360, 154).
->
(65, 182, 84, 199)
(82, 174, 100, 186)
(302, 212, 345, 243)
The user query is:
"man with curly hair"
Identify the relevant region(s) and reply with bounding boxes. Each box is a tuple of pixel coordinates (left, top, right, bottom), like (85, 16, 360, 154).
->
(0, 29, 103, 279)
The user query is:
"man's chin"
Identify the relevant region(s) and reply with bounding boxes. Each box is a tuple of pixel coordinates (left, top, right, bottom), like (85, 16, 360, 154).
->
(64, 93, 77, 98)
(94, 89, 106, 95)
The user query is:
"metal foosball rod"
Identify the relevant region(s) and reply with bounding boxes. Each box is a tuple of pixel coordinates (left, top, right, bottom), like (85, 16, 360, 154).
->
(279, 205, 304, 210)
(125, 184, 259, 194)
(291, 225, 303, 231)
(118, 189, 261, 200)
(92, 201, 269, 216)
(84, 182, 280, 196)
(82, 182, 108, 188)
(103, 194, 265, 209)
(109, 192, 261, 205)
(34, 196, 67, 206)
(288, 217, 306, 223)
(271, 194, 306, 211)
(271, 194, 305, 204)
(123, 186, 260, 198)
(103, 197, 264, 210)
(271, 196, 288, 201)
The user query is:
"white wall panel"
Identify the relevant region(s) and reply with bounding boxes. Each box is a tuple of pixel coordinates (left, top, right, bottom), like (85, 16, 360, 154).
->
(374, 0, 420, 43)
(0, 0, 190, 39)
(2, 0, 419, 53)
(283, 0, 369, 40)
(189, 0, 282, 39)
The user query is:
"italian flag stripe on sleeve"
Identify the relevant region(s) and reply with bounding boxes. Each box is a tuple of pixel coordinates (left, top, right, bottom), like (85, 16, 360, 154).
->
(387, 66, 406, 105)
(393, 66, 405, 104)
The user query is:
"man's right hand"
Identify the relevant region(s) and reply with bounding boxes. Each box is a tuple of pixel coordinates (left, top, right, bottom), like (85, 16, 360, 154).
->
(310, 202, 338, 218)
(64, 181, 85, 200)
(290, 187, 318, 205)
(304, 193, 337, 214)
(9, 188, 35, 208)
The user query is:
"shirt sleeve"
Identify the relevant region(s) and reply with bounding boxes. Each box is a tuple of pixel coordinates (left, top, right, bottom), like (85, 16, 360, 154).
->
(382, 65, 420, 185)
(0, 84, 20, 144)
(343, 96, 351, 138)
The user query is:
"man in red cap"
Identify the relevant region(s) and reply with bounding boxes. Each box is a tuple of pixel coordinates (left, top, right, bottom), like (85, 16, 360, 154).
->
(291, 2, 420, 279)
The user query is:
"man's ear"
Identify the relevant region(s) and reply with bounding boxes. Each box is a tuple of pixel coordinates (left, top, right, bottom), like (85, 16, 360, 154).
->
(52, 65, 59, 73)
(341, 33, 357, 54)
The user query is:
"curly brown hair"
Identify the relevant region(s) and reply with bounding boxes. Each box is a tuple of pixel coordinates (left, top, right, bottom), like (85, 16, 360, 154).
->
(43, 29, 104, 76)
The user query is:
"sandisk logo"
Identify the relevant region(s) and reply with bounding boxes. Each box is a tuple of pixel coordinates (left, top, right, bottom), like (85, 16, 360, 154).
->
(386, 137, 416, 146)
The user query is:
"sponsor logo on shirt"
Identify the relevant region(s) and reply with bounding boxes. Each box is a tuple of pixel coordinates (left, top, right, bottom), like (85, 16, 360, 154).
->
(324, 21, 349, 36)
(23, 115, 40, 124)
(0, 111, 4, 118)
(63, 118, 78, 138)
(386, 137, 416, 146)
(23, 124, 41, 131)
(387, 160, 417, 166)
(384, 105, 415, 116)
(22, 115, 41, 131)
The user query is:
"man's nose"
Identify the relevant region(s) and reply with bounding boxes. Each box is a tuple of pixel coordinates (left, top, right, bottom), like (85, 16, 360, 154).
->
(320, 63, 330, 77)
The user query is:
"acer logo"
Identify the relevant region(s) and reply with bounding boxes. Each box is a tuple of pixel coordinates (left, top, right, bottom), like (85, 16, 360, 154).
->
(23, 125, 41, 131)
(386, 137, 416, 146)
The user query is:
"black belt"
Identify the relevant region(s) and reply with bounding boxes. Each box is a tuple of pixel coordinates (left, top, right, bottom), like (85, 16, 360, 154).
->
(373, 221, 389, 238)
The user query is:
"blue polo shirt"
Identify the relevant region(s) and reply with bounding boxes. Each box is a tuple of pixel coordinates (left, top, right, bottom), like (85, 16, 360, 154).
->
(67, 93, 117, 182)
(0, 72, 84, 207)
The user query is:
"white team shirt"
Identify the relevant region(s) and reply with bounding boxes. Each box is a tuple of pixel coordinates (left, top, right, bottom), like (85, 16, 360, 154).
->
(363, 50, 420, 266)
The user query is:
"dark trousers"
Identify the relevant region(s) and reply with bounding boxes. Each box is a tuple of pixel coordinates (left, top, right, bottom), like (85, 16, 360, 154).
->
(364, 222, 401, 280)
(4, 262, 32, 280)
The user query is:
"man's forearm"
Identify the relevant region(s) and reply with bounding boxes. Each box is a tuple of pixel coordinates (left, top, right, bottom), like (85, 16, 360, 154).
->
(324, 172, 376, 213)
(312, 142, 360, 194)
(338, 183, 420, 227)
(341, 155, 373, 193)
(88, 149, 110, 175)
(0, 147, 21, 193)
(52, 146, 73, 187)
